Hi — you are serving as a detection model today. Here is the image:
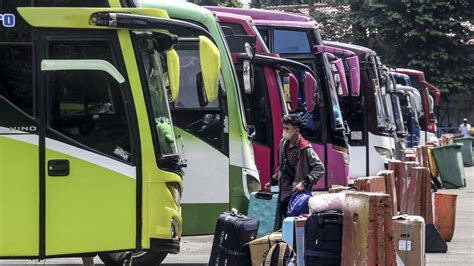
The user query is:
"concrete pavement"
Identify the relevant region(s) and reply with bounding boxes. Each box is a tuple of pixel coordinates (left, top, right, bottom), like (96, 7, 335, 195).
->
(425, 166, 474, 265)
(1, 166, 473, 265)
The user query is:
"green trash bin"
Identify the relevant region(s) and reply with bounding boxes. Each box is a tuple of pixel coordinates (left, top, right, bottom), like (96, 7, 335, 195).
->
(453, 137, 473, 166)
(431, 144, 466, 189)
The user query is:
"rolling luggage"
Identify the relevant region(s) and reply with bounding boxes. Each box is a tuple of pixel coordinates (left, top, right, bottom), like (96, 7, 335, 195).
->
(295, 216, 308, 266)
(209, 209, 259, 266)
(304, 211, 343, 266)
(282, 217, 298, 250)
(247, 192, 280, 237)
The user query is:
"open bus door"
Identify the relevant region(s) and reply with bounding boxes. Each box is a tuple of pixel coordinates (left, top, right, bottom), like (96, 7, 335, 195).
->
(0, 3, 221, 264)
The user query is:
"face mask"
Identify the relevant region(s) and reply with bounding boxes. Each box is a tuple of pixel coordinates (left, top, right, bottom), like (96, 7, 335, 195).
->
(283, 129, 296, 140)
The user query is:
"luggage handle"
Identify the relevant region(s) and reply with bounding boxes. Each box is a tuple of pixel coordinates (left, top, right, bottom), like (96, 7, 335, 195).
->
(255, 192, 274, 200)
(229, 208, 244, 218)
(317, 213, 343, 225)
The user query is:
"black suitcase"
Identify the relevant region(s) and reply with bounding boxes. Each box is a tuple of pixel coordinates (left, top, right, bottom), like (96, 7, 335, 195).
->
(209, 208, 259, 266)
(304, 211, 343, 266)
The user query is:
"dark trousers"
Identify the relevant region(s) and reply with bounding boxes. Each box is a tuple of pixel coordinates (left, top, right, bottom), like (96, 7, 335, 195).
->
(278, 200, 289, 229)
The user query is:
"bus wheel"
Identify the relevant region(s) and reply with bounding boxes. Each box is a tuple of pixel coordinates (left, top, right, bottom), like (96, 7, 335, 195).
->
(99, 251, 168, 266)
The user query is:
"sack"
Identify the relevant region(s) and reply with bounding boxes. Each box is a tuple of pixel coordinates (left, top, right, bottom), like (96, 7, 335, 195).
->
(264, 241, 296, 266)
(308, 193, 345, 214)
(286, 191, 312, 216)
(249, 231, 282, 266)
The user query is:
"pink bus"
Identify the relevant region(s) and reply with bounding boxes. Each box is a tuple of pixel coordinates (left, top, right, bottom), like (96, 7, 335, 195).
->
(208, 7, 362, 189)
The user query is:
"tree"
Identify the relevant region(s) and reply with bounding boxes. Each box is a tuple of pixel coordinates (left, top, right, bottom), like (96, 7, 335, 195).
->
(348, 0, 473, 94)
(188, 0, 243, 7)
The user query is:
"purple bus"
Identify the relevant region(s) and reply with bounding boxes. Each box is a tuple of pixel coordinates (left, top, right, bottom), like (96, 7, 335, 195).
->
(207, 7, 362, 189)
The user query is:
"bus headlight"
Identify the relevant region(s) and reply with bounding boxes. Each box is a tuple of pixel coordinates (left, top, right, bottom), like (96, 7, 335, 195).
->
(167, 182, 182, 207)
(375, 146, 392, 160)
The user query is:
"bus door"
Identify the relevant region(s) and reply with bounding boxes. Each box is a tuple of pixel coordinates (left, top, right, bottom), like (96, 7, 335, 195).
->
(37, 30, 137, 255)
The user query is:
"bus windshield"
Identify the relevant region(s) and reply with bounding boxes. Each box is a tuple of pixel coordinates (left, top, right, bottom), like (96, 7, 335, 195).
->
(137, 38, 178, 157)
(323, 53, 344, 130)
(369, 56, 387, 129)
(391, 95, 405, 134)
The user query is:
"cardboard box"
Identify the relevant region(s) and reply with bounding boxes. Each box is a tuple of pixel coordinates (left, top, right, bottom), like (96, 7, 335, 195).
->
(393, 215, 426, 266)
(388, 160, 404, 211)
(378, 170, 399, 216)
(399, 162, 419, 214)
(341, 192, 396, 266)
(354, 176, 387, 193)
(329, 185, 351, 193)
(249, 231, 282, 266)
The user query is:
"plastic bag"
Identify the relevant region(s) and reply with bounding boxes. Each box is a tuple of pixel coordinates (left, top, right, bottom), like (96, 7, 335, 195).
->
(286, 191, 312, 216)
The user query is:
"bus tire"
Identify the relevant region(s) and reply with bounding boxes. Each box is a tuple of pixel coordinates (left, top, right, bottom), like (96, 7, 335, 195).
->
(99, 251, 168, 266)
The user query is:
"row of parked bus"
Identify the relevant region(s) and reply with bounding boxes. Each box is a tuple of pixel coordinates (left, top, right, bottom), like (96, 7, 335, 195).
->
(0, 0, 441, 265)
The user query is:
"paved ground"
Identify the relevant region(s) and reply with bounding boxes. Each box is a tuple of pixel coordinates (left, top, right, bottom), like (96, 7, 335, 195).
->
(425, 166, 474, 265)
(1, 166, 473, 265)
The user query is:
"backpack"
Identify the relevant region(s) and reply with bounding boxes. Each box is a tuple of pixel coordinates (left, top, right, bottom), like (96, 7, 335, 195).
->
(264, 241, 296, 266)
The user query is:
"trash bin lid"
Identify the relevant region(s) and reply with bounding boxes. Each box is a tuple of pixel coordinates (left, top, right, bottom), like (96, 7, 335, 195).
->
(431, 143, 463, 150)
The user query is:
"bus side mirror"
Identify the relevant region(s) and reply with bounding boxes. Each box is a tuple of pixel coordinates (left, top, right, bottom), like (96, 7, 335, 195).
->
(242, 60, 254, 94)
(166, 49, 180, 102)
(303, 71, 317, 113)
(347, 56, 360, 96)
(242, 42, 256, 94)
(199, 36, 221, 103)
(282, 73, 299, 112)
(332, 58, 348, 96)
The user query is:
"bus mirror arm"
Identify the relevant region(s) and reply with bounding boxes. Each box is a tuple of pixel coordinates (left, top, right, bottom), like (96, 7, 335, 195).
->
(344, 120, 351, 136)
(247, 125, 256, 141)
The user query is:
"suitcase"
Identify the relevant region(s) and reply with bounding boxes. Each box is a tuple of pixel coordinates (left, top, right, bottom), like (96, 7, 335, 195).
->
(295, 216, 308, 266)
(304, 211, 343, 266)
(282, 217, 298, 250)
(209, 209, 259, 266)
(247, 192, 280, 237)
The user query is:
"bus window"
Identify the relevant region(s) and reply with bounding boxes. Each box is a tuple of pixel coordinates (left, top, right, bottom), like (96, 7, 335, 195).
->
(273, 30, 311, 54)
(258, 28, 270, 48)
(0, 44, 33, 115)
(139, 45, 178, 157)
(235, 65, 273, 147)
(47, 40, 132, 162)
(172, 46, 227, 154)
(220, 22, 247, 35)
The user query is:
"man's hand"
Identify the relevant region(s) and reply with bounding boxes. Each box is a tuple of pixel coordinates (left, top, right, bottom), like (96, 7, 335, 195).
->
(264, 182, 271, 191)
(294, 182, 305, 192)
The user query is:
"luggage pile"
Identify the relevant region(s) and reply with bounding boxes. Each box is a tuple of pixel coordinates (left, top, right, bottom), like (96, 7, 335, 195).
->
(208, 144, 461, 265)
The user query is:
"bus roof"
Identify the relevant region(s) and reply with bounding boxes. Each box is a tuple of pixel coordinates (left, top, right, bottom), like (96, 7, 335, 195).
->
(323, 41, 376, 56)
(206, 6, 317, 29)
(214, 11, 269, 53)
(206, 6, 313, 22)
(139, 0, 213, 25)
(214, 11, 253, 23)
(389, 71, 410, 79)
(395, 68, 424, 76)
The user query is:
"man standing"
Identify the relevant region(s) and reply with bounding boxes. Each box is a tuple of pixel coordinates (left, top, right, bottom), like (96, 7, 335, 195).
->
(459, 118, 471, 138)
(265, 114, 325, 221)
